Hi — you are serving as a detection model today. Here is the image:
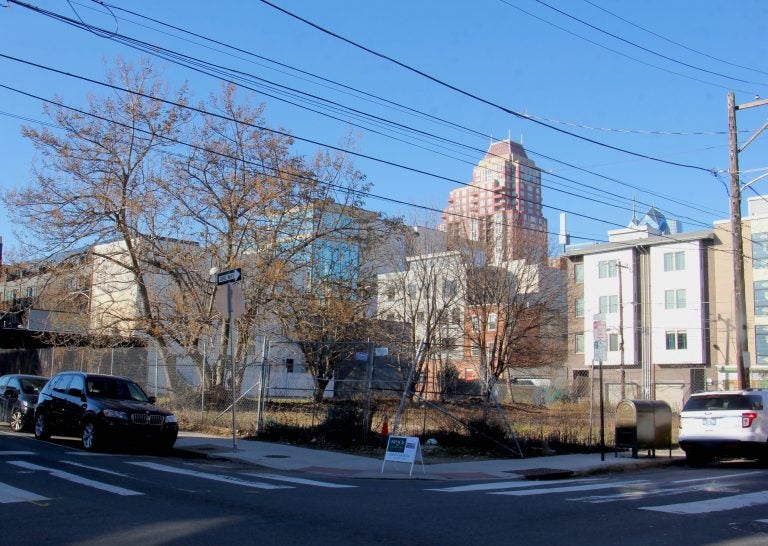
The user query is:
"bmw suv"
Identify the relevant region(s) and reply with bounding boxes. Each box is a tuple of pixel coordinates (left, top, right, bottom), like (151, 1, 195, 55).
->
(678, 389, 768, 464)
(33, 372, 178, 451)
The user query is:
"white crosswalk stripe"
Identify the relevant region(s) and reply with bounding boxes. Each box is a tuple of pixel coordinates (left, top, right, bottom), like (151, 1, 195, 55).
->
(426, 478, 601, 493)
(244, 472, 357, 488)
(0, 481, 49, 504)
(129, 461, 292, 490)
(641, 490, 768, 514)
(490, 480, 649, 497)
(8, 460, 143, 496)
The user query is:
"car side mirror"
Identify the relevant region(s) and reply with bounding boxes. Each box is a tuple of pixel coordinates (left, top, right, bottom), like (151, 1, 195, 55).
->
(148, 396, 157, 404)
(4, 388, 17, 398)
(68, 388, 83, 398)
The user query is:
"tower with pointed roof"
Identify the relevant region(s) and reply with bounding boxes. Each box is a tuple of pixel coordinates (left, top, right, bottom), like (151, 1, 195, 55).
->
(440, 139, 548, 263)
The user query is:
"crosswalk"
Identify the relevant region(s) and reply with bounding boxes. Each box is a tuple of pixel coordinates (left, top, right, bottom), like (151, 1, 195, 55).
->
(427, 470, 768, 517)
(0, 451, 357, 504)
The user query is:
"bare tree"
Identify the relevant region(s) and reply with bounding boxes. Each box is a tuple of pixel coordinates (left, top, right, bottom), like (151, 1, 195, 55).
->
(376, 223, 466, 400)
(458, 230, 567, 419)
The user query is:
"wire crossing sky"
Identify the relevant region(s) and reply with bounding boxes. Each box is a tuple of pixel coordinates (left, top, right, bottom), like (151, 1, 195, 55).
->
(1, 0, 767, 254)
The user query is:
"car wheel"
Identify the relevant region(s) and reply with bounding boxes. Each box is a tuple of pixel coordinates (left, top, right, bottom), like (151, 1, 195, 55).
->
(34, 412, 51, 440)
(685, 450, 710, 467)
(9, 408, 25, 432)
(81, 421, 99, 451)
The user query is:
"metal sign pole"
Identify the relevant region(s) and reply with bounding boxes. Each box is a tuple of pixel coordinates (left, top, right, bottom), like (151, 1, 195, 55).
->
(228, 281, 236, 452)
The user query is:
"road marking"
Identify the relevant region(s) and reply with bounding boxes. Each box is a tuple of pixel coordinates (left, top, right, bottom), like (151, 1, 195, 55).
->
(0, 451, 36, 456)
(8, 461, 143, 496)
(244, 472, 357, 488)
(426, 478, 600, 493)
(491, 480, 649, 497)
(571, 483, 740, 504)
(641, 490, 768, 514)
(0, 481, 49, 503)
(672, 471, 765, 484)
(129, 462, 291, 490)
(62, 461, 130, 477)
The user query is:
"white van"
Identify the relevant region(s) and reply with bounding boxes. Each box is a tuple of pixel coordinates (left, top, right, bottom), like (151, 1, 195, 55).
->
(678, 389, 768, 465)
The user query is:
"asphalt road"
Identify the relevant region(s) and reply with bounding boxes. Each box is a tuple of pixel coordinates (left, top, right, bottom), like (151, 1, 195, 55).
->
(2, 430, 768, 545)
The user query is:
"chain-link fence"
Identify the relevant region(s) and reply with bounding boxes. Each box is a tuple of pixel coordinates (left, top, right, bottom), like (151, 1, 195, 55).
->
(1, 342, 692, 453)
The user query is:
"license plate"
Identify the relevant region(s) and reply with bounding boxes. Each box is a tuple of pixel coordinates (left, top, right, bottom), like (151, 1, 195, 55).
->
(702, 418, 717, 426)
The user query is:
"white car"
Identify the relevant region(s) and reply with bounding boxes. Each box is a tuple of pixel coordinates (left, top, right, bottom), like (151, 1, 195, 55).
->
(678, 390, 768, 464)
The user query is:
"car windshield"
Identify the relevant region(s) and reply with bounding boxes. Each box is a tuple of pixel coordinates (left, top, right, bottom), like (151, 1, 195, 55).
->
(20, 378, 47, 395)
(86, 378, 149, 402)
(683, 394, 763, 411)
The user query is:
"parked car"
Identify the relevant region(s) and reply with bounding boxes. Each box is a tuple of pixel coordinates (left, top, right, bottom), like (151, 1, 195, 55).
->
(678, 389, 768, 464)
(0, 374, 49, 432)
(33, 371, 178, 451)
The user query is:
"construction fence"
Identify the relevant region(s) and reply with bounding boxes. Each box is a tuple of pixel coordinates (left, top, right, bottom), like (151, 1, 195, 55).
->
(0, 342, 692, 453)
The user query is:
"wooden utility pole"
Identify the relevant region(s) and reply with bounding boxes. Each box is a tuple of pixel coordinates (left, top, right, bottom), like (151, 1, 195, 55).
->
(727, 92, 749, 389)
(617, 260, 626, 399)
(727, 93, 768, 390)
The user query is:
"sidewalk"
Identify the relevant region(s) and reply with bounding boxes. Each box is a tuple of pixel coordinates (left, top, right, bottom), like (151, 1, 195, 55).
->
(174, 432, 686, 481)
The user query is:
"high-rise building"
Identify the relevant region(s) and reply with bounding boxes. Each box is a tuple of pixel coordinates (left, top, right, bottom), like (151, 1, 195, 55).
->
(440, 139, 548, 263)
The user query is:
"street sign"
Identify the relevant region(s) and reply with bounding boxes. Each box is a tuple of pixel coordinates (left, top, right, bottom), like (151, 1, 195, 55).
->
(217, 267, 242, 285)
(593, 313, 607, 362)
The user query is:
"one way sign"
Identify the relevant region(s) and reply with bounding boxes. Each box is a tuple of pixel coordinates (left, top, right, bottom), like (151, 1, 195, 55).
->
(217, 268, 242, 285)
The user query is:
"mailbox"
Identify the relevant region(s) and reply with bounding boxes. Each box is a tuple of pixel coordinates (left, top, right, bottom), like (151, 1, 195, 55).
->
(615, 399, 672, 458)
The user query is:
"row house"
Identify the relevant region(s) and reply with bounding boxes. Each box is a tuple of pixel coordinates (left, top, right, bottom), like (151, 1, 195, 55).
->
(564, 198, 768, 411)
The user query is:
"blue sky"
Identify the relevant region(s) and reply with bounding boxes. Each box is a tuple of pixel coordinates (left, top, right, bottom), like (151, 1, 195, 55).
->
(1, 0, 767, 257)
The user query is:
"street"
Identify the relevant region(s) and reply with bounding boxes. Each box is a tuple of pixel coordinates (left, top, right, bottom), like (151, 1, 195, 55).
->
(2, 430, 768, 545)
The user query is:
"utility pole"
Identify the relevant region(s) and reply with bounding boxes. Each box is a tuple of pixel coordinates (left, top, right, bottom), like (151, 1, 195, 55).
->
(617, 260, 626, 400)
(727, 93, 768, 390)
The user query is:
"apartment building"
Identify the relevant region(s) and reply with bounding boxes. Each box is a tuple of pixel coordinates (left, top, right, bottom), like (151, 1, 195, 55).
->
(563, 208, 714, 410)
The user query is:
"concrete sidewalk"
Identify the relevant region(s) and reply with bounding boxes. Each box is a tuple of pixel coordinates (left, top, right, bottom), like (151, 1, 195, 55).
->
(174, 432, 686, 481)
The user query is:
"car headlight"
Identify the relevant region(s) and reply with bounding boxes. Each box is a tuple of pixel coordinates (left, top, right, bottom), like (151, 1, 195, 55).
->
(102, 409, 129, 420)
(164, 414, 177, 424)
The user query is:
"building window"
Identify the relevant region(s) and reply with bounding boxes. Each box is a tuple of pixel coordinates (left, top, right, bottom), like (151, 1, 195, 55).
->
(599, 295, 618, 314)
(575, 334, 584, 354)
(663, 251, 686, 272)
(755, 281, 768, 316)
(753, 233, 768, 269)
(598, 260, 617, 279)
(25, 287, 34, 298)
(451, 307, 462, 324)
(408, 284, 418, 299)
(575, 298, 584, 318)
(443, 279, 457, 299)
(285, 358, 294, 373)
(757, 325, 768, 364)
(465, 368, 476, 381)
(488, 313, 497, 331)
(574, 262, 584, 284)
(386, 284, 395, 301)
(664, 289, 686, 309)
(471, 316, 480, 332)
(416, 312, 425, 324)
(609, 333, 619, 352)
(470, 346, 480, 357)
(665, 330, 688, 350)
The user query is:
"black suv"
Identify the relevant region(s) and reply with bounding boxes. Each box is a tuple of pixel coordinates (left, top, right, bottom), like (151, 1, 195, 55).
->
(0, 374, 49, 431)
(33, 372, 178, 451)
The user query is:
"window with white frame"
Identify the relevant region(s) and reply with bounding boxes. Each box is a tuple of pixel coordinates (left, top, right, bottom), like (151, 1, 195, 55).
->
(609, 333, 619, 352)
(664, 289, 686, 309)
(664, 251, 686, 272)
(598, 260, 617, 279)
(574, 262, 584, 284)
(599, 295, 618, 314)
(755, 281, 768, 316)
(753, 233, 768, 269)
(471, 316, 480, 332)
(757, 325, 768, 364)
(575, 298, 584, 317)
(488, 313, 497, 331)
(665, 330, 688, 350)
(470, 345, 480, 357)
(575, 333, 584, 354)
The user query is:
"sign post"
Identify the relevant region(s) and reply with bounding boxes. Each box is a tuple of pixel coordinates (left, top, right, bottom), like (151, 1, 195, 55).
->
(593, 314, 607, 461)
(217, 268, 243, 452)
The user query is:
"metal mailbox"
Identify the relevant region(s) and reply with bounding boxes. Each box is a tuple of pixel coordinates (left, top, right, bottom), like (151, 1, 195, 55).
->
(615, 399, 672, 458)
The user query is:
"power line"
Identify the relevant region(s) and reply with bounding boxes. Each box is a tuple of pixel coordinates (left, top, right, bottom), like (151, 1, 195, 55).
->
(1, 80, 752, 265)
(582, 0, 768, 79)
(531, 0, 768, 89)
(9, 0, 725, 226)
(255, 0, 717, 174)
